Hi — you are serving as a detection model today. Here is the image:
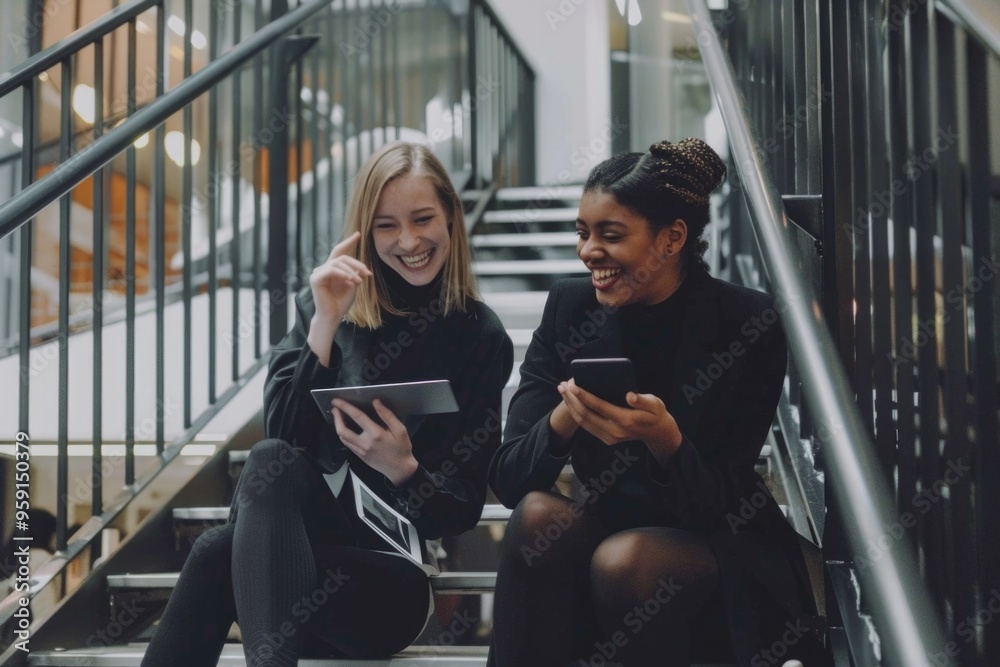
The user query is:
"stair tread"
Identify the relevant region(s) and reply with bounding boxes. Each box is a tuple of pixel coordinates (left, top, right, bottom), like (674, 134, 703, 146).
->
(473, 259, 588, 275)
(107, 571, 497, 592)
(471, 232, 578, 247)
(173, 505, 513, 523)
(494, 185, 583, 201)
(27, 644, 490, 666)
(482, 208, 578, 224)
(27, 644, 736, 666)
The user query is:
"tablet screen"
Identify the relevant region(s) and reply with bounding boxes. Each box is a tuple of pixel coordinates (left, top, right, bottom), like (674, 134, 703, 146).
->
(311, 379, 458, 423)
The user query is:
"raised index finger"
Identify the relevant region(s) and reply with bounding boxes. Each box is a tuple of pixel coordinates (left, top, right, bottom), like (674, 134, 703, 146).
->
(329, 231, 361, 261)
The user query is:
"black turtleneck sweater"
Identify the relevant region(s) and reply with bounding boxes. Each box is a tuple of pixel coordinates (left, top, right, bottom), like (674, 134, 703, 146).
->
(262, 262, 514, 539)
(618, 274, 693, 411)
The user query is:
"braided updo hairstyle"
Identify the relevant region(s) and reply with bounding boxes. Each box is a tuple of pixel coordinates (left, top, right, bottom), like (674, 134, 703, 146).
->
(583, 137, 726, 273)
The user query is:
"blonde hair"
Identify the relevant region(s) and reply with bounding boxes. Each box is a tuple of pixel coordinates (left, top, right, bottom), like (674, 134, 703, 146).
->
(342, 141, 479, 329)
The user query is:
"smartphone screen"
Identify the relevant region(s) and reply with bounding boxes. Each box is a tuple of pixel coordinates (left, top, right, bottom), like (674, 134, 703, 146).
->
(570, 358, 637, 407)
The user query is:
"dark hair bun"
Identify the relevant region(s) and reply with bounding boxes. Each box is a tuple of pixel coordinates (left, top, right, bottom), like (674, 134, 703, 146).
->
(647, 137, 726, 207)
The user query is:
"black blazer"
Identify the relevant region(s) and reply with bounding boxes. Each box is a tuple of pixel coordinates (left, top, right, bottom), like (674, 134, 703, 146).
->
(265, 287, 514, 540)
(489, 271, 823, 660)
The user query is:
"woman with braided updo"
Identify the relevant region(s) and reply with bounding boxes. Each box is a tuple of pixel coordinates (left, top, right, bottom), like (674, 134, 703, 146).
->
(487, 138, 830, 666)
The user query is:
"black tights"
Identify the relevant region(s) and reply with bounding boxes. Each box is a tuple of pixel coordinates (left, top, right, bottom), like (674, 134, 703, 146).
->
(141, 439, 430, 667)
(490, 491, 722, 667)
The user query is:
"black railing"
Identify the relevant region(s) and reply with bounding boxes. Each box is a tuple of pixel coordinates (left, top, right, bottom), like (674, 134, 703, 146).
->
(0, 0, 533, 652)
(705, 0, 999, 665)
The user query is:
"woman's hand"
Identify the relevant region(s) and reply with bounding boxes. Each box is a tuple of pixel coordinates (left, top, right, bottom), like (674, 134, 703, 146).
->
(331, 398, 420, 487)
(557, 379, 683, 467)
(307, 232, 373, 365)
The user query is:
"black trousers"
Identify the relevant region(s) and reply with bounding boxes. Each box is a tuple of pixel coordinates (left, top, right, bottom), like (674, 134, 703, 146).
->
(140, 439, 431, 667)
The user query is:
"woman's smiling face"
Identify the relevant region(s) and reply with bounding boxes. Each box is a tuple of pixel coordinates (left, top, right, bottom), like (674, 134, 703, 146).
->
(575, 189, 682, 308)
(372, 173, 451, 285)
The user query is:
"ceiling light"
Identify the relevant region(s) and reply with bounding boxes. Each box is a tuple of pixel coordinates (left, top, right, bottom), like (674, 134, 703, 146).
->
(627, 0, 642, 25)
(190, 29, 207, 49)
(165, 131, 200, 166)
(661, 10, 691, 23)
(167, 15, 185, 36)
(72, 84, 96, 124)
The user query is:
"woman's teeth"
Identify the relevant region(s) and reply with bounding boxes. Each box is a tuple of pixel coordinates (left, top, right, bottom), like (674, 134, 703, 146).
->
(592, 268, 621, 285)
(400, 249, 432, 268)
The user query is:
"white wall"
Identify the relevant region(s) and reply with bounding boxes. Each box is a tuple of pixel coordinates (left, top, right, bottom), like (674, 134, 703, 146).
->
(489, 0, 612, 185)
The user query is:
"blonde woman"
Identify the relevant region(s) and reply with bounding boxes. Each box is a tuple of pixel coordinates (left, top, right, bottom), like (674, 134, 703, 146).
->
(142, 142, 513, 666)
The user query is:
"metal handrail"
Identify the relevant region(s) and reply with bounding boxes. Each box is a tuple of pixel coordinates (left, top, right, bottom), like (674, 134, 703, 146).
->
(937, 0, 1000, 56)
(0, 0, 159, 99)
(0, 0, 334, 241)
(685, 2, 949, 666)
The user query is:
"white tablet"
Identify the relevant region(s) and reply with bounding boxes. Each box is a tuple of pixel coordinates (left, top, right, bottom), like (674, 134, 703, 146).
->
(352, 474, 424, 567)
(311, 379, 458, 424)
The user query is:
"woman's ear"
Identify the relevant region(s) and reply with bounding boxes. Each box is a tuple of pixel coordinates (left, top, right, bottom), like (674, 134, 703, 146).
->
(654, 219, 688, 257)
(665, 218, 687, 255)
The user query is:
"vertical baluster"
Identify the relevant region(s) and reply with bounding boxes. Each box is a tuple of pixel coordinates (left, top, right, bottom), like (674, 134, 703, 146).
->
(232, 1, 243, 380)
(153, 0, 167, 457)
(57, 56, 73, 552)
(888, 0, 916, 524)
(865, 0, 895, 490)
(467, 3, 477, 186)
(253, 0, 264, 358)
(183, 0, 193, 429)
(967, 36, 999, 667)
(92, 35, 106, 518)
(295, 41, 305, 285)
(124, 16, 137, 502)
(936, 16, 974, 642)
(910, 0, 945, 605)
(208, 0, 219, 403)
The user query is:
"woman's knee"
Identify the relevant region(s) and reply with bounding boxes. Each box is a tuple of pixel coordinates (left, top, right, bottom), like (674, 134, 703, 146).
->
(237, 439, 310, 507)
(186, 524, 234, 574)
(590, 528, 718, 608)
(590, 530, 647, 589)
(501, 491, 583, 567)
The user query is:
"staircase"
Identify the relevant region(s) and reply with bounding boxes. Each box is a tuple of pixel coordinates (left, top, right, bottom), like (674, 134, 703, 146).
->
(18, 186, 792, 666)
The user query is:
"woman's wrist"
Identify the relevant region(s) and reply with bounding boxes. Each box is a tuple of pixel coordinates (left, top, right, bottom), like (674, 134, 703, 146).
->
(307, 314, 340, 367)
(387, 456, 420, 488)
(548, 402, 579, 455)
(646, 431, 683, 468)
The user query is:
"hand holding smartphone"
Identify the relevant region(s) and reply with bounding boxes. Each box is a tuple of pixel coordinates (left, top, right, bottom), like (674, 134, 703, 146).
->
(570, 358, 637, 408)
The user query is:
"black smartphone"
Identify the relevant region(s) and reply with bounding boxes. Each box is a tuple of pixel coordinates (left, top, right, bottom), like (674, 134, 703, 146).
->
(570, 358, 638, 408)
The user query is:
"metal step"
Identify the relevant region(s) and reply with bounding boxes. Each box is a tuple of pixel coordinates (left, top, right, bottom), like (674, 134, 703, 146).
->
(473, 259, 588, 275)
(494, 185, 583, 201)
(27, 645, 739, 667)
(173, 505, 513, 524)
(482, 208, 578, 224)
(471, 232, 578, 247)
(106, 572, 497, 595)
(27, 644, 491, 666)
